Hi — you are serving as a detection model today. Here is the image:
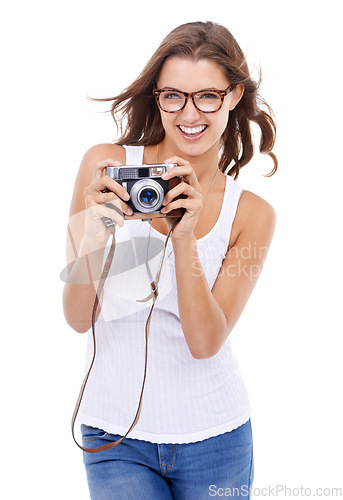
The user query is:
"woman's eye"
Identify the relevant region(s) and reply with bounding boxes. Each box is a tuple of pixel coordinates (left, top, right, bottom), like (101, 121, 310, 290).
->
(164, 92, 182, 100)
(198, 92, 220, 100)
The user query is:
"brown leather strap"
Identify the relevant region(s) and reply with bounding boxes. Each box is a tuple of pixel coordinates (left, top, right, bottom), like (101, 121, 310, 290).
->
(71, 216, 178, 453)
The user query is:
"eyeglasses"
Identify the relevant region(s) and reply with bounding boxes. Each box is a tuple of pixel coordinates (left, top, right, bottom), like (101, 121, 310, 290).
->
(153, 85, 234, 113)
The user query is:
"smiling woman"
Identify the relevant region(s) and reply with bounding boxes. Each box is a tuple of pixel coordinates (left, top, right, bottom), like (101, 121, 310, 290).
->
(155, 58, 244, 160)
(101, 21, 277, 179)
(63, 20, 277, 499)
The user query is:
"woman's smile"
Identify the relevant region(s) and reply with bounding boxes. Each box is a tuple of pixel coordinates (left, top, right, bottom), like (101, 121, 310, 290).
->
(177, 124, 208, 140)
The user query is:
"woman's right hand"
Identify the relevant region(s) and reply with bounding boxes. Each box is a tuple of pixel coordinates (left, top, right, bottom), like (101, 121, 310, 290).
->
(83, 159, 133, 243)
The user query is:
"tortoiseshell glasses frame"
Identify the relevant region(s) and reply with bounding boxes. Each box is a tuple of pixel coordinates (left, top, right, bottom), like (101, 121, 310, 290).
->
(153, 85, 235, 113)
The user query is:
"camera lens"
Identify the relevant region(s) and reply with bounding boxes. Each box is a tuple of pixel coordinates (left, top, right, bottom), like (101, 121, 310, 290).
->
(140, 188, 157, 205)
(130, 179, 164, 213)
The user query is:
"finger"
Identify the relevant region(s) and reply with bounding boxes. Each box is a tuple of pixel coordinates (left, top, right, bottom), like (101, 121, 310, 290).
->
(92, 192, 133, 216)
(90, 203, 125, 227)
(90, 176, 130, 201)
(162, 166, 193, 180)
(161, 197, 202, 215)
(163, 160, 199, 187)
(94, 159, 122, 180)
(164, 156, 190, 167)
(164, 168, 200, 190)
(104, 201, 132, 218)
(92, 190, 120, 204)
(162, 182, 200, 206)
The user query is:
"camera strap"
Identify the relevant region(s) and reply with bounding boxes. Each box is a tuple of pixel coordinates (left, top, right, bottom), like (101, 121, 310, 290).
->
(71, 216, 179, 453)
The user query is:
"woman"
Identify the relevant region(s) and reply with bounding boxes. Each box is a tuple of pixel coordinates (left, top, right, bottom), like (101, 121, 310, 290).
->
(63, 21, 277, 499)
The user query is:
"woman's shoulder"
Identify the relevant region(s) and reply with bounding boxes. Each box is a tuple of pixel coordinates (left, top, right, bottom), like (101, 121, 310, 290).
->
(81, 143, 127, 167)
(229, 189, 276, 248)
(239, 190, 275, 218)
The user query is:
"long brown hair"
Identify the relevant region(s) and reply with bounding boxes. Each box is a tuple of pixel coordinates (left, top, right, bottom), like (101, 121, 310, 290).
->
(95, 21, 277, 178)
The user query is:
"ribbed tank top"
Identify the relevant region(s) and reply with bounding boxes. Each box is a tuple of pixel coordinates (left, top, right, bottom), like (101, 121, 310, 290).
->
(78, 145, 251, 444)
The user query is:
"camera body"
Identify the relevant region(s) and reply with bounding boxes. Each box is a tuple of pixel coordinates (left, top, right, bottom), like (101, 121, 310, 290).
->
(104, 163, 184, 220)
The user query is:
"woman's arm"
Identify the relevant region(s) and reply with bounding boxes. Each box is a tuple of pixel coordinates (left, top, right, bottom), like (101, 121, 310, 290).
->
(62, 144, 130, 333)
(171, 191, 276, 359)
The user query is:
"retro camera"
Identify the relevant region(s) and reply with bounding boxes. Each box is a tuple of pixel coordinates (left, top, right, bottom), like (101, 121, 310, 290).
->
(104, 163, 184, 220)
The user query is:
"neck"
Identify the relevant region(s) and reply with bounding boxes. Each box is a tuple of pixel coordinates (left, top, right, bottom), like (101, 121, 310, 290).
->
(158, 139, 221, 184)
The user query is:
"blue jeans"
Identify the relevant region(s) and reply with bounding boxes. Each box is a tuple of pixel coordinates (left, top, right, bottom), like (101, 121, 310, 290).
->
(81, 420, 254, 499)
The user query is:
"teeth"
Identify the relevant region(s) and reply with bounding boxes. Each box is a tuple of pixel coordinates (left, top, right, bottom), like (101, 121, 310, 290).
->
(179, 125, 207, 135)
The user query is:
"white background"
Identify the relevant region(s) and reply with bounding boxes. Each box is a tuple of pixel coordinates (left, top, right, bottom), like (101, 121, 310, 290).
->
(1, 0, 342, 498)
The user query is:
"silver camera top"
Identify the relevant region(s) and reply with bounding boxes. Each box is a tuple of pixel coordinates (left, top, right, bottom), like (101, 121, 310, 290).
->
(105, 163, 177, 180)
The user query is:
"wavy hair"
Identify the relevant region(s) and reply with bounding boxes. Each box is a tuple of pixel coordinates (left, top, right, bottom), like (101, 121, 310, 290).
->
(95, 21, 277, 178)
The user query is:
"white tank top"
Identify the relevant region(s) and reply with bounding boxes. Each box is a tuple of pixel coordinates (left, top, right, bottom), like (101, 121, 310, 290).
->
(78, 145, 251, 444)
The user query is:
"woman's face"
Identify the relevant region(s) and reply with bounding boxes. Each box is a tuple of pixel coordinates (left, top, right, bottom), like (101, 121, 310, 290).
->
(156, 57, 243, 159)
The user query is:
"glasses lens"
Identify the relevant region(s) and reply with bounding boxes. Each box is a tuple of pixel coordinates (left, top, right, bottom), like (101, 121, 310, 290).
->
(159, 91, 185, 112)
(194, 91, 222, 112)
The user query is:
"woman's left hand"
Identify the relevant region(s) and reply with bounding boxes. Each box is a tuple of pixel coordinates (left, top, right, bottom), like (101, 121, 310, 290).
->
(160, 156, 203, 240)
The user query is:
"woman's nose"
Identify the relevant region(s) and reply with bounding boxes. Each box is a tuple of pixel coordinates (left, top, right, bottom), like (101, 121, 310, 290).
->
(180, 97, 202, 122)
